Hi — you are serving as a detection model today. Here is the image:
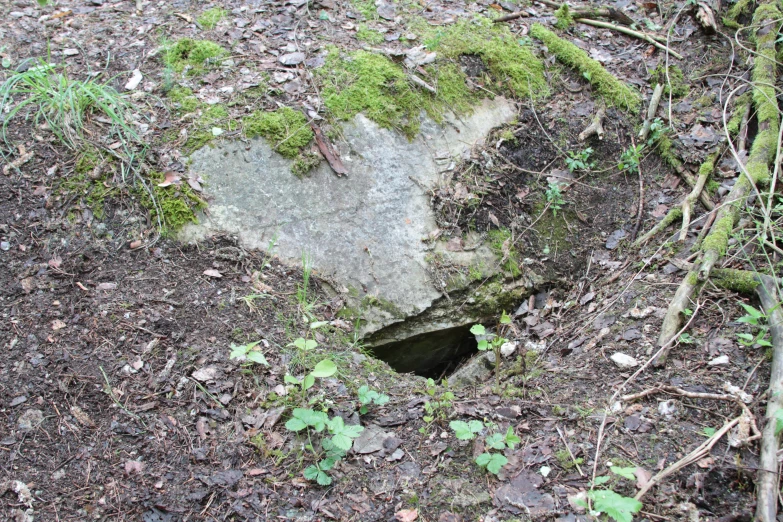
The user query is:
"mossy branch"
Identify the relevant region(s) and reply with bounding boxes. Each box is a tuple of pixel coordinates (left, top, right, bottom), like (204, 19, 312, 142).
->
(530, 24, 641, 112)
(680, 150, 719, 241)
(697, 0, 780, 281)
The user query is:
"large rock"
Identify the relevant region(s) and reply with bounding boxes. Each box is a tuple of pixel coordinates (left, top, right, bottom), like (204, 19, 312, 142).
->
(180, 100, 519, 360)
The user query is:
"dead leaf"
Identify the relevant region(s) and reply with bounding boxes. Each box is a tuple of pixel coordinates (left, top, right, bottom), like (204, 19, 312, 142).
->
(48, 256, 62, 269)
(696, 457, 714, 468)
(124, 460, 144, 474)
(129, 240, 142, 249)
(157, 171, 181, 187)
(634, 467, 652, 489)
(187, 176, 203, 192)
(96, 282, 117, 291)
(311, 123, 347, 176)
(395, 508, 418, 522)
(203, 269, 223, 278)
(70, 405, 96, 427)
(51, 320, 66, 331)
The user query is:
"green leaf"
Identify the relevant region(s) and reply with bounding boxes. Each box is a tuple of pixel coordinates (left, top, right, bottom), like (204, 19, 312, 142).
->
(504, 426, 521, 447)
(477, 339, 489, 351)
(302, 373, 316, 390)
(486, 453, 508, 475)
(285, 417, 308, 432)
(328, 416, 364, 451)
(610, 466, 637, 481)
(475, 452, 491, 468)
(588, 489, 642, 522)
(592, 475, 611, 486)
(500, 311, 511, 324)
(740, 303, 765, 320)
(470, 324, 486, 336)
(229, 343, 249, 359)
(774, 409, 783, 436)
(702, 427, 716, 437)
(246, 351, 269, 365)
(375, 393, 390, 405)
(284, 374, 301, 385)
(450, 420, 483, 440)
(303, 465, 320, 481)
(290, 337, 318, 351)
(485, 433, 505, 450)
(311, 359, 337, 378)
(316, 471, 332, 486)
(319, 456, 338, 471)
(310, 321, 329, 329)
(289, 408, 328, 432)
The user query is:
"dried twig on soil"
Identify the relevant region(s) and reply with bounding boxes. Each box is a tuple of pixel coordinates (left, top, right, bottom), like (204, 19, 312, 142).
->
(578, 107, 605, 141)
(311, 123, 347, 177)
(573, 19, 683, 60)
(639, 84, 664, 142)
(636, 416, 740, 500)
(753, 274, 783, 522)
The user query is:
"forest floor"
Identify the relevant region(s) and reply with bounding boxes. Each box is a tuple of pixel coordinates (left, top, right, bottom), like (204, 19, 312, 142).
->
(0, 0, 779, 521)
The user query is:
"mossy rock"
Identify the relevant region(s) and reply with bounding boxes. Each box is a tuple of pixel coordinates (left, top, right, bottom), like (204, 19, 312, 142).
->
(242, 107, 314, 159)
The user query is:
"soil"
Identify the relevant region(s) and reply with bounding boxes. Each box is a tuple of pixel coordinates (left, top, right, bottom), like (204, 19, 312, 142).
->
(0, 0, 774, 521)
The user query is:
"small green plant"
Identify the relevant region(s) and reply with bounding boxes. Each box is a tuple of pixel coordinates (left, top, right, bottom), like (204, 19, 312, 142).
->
(618, 144, 644, 175)
(565, 147, 595, 172)
(285, 408, 364, 485)
(449, 420, 520, 475)
(284, 337, 337, 403)
(197, 8, 227, 30)
(470, 311, 512, 386)
(229, 340, 269, 366)
(736, 303, 773, 347)
(420, 378, 454, 431)
(647, 117, 667, 145)
(357, 385, 389, 414)
(581, 467, 643, 522)
(545, 181, 566, 217)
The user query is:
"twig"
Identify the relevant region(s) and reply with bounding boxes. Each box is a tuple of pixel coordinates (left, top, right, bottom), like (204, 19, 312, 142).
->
(578, 107, 605, 141)
(574, 19, 683, 59)
(639, 84, 664, 142)
(630, 138, 645, 243)
(557, 426, 585, 477)
(679, 150, 719, 241)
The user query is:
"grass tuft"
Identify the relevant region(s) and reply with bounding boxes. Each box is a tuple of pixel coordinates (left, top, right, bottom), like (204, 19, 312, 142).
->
(197, 8, 227, 30)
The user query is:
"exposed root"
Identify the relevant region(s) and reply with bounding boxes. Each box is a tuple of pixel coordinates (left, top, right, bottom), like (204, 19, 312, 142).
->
(679, 150, 719, 241)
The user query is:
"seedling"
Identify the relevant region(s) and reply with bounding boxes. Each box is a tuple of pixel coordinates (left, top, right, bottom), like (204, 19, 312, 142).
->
(285, 408, 364, 485)
(449, 420, 520, 475)
(618, 144, 644, 175)
(470, 311, 513, 387)
(545, 181, 566, 217)
(581, 466, 643, 522)
(284, 358, 337, 402)
(357, 385, 389, 414)
(420, 378, 454, 431)
(736, 303, 772, 347)
(229, 340, 269, 366)
(565, 147, 595, 172)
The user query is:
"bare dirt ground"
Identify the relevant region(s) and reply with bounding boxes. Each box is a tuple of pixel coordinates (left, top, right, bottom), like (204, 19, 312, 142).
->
(0, 0, 778, 520)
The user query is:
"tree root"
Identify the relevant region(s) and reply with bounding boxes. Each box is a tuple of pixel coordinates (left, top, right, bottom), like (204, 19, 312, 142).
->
(573, 19, 683, 60)
(680, 150, 719, 241)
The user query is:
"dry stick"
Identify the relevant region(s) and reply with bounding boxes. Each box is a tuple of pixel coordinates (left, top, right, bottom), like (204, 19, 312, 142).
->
(630, 138, 645, 243)
(636, 416, 740, 500)
(754, 274, 783, 522)
(578, 106, 606, 141)
(679, 150, 719, 241)
(590, 304, 702, 487)
(573, 19, 683, 59)
(556, 426, 585, 477)
(639, 83, 664, 142)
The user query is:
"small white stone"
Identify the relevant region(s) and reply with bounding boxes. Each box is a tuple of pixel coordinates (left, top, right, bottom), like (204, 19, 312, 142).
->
(500, 341, 517, 357)
(708, 355, 729, 366)
(658, 399, 678, 419)
(610, 352, 638, 369)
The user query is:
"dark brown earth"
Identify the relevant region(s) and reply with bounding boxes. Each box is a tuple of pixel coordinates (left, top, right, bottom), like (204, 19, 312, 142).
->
(0, 0, 776, 520)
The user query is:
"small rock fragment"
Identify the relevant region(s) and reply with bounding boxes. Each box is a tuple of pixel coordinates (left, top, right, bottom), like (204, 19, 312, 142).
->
(708, 355, 729, 366)
(610, 352, 638, 369)
(17, 409, 44, 431)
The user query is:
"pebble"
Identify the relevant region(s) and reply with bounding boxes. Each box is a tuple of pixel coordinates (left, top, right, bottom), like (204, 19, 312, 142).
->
(708, 355, 729, 366)
(610, 352, 639, 369)
(0, 241, 9, 251)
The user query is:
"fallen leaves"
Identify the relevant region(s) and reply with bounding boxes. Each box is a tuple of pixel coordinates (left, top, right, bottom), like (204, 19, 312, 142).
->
(203, 269, 223, 278)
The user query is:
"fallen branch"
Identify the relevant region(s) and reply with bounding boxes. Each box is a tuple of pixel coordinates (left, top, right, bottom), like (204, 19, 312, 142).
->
(754, 274, 783, 522)
(639, 84, 664, 143)
(409, 73, 437, 94)
(573, 19, 683, 60)
(578, 106, 605, 141)
(680, 150, 719, 241)
(653, 271, 703, 366)
(310, 123, 348, 177)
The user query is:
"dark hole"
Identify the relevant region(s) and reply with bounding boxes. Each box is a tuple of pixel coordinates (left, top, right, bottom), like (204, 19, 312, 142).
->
(366, 324, 479, 378)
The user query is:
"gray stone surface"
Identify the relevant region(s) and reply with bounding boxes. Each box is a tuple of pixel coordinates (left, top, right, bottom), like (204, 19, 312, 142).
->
(180, 99, 516, 335)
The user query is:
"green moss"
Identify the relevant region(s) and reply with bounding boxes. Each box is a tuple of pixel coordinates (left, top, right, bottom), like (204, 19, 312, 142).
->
(362, 295, 405, 319)
(75, 148, 101, 174)
(163, 38, 226, 75)
(426, 18, 548, 99)
(351, 0, 377, 19)
(651, 64, 687, 98)
(657, 135, 682, 168)
(723, 0, 753, 28)
(167, 87, 200, 113)
(197, 8, 227, 30)
(702, 214, 734, 255)
(291, 152, 321, 178)
(727, 92, 751, 135)
(140, 171, 207, 234)
(356, 25, 385, 44)
(488, 228, 522, 277)
(183, 129, 216, 154)
(242, 107, 314, 158)
(554, 4, 574, 30)
(712, 268, 761, 293)
(530, 24, 640, 112)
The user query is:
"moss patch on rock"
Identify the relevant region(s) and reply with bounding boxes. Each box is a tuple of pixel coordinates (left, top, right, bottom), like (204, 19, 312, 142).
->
(487, 228, 522, 277)
(163, 38, 226, 75)
(530, 23, 640, 112)
(165, 87, 233, 153)
(139, 171, 207, 234)
(242, 107, 314, 159)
